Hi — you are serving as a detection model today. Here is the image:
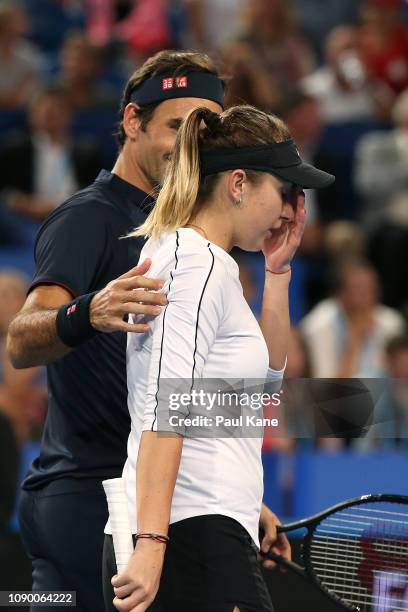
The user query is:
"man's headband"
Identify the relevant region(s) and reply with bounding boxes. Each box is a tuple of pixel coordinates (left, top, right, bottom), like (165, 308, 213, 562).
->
(130, 71, 225, 108)
(200, 140, 335, 189)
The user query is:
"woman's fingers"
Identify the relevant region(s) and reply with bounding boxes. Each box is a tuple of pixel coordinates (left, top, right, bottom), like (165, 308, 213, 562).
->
(275, 532, 292, 561)
(113, 582, 135, 599)
(113, 590, 145, 612)
(288, 202, 307, 246)
(111, 573, 126, 588)
(262, 558, 277, 570)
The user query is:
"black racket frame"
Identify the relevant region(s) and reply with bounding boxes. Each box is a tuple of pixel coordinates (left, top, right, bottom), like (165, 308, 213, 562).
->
(263, 493, 408, 612)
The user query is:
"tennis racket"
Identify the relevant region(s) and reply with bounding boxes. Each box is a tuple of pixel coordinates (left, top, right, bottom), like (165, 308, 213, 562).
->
(262, 494, 408, 611)
(103, 477, 134, 572)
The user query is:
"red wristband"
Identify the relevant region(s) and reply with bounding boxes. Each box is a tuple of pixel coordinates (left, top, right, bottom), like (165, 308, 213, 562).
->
(265, 267, 291, 275)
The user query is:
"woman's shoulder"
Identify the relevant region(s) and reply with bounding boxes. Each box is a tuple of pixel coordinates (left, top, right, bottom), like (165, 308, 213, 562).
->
(142, 229, 236, 287)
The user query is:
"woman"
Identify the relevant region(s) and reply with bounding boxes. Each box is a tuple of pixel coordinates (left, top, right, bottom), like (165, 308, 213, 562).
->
(103, 105, 334, 612)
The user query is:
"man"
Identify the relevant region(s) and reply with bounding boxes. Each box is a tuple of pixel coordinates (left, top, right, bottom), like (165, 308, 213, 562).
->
(0, 2, 43, 109)
(7, 50, 289, 611)
(358, 0, 408, 96)
(57, 32, 117, 112)
(0, 85, 102, 221)
(302, 26, 377, 124)
(354, 88, 408, 231)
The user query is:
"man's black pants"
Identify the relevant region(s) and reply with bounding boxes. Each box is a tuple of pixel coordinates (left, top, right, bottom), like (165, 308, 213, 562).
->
(18, 479, 108, 612)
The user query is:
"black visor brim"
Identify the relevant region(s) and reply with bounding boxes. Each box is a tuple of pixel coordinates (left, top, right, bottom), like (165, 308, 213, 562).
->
(268, 162, 335, 189)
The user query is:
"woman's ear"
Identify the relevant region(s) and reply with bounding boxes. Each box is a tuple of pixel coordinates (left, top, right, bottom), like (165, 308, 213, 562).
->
(228, 169, 246, 206)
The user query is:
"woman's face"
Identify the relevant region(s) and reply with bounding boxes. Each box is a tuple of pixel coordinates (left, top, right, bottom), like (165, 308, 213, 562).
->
(231, 173, 296, 252)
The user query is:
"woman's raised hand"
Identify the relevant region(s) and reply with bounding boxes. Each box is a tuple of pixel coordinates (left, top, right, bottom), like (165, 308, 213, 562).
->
(262, 191, 306, 274)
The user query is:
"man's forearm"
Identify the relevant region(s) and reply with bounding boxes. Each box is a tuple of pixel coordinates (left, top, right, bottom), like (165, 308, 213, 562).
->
(6, 260, 167, 370)
(136, 431, 183, 534)
(7, 308, 71, 368)
(259, 271, 290, 371)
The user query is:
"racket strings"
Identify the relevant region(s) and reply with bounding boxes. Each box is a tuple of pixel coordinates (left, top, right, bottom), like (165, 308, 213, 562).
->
(309, 502, 408, 611)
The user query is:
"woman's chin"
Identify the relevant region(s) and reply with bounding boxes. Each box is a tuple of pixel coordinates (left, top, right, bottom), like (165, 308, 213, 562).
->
(237, 238, 265, 253)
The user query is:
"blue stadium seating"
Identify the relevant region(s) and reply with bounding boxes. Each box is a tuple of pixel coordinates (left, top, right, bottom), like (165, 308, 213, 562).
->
(292, 449, 408, 518)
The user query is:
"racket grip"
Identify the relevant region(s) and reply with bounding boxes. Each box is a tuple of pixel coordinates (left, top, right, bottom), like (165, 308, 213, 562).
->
(103, 478, 134, 573)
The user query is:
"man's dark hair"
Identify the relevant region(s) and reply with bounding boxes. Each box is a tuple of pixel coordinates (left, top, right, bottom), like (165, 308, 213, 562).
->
(115, 50, 223, 147)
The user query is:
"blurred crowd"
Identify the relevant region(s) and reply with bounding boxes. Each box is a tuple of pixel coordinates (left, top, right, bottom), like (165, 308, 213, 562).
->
(0, 0, 407, 456)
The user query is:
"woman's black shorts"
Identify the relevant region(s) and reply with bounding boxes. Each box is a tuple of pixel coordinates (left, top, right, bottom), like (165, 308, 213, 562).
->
(103, 514, 274, 612)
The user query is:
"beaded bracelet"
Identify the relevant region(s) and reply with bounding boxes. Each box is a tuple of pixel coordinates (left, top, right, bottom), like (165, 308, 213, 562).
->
(135, 532, 170, 545)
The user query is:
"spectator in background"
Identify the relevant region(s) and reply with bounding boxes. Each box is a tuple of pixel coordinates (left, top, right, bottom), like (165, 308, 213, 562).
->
(0, 85, 102, 221)
(0, 410, 19, 534)
(358, 333, 408, 449)
(300, 260, 405, 378)
(305, 221, 367, 315)
(21, 0, 85, 54)
(386, 332, 408, 380)
(85, 0, 134, 46)
(383, 335, 408, 446)
(0, 2, 43, 108)
(222, 0, 314, 111)
(358, 0, 408, 97)
(284, 330, 351, 449)
(283, 329, 314, 445)
(183, 0, 244, 54)
(0, 272, 28, 374)
(0, 269, 45, 595)
(291, 0, 360, 60)
(320, 220, 366, 291)
(114, 0, 171, 58)
(263, 329, 318, 451)
(368, 194, 408, 311)
(286, 329, 312, 380)
(85, 0, 173, 61)
(303, 26, 378, 123)
(354, 88, 408, 231)
(57, 32, 117, 111)
(0, 270, 46, 444)
(324, 221, 367, 263)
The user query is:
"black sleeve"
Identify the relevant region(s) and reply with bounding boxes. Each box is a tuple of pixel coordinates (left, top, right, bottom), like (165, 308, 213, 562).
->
(30, 198, 112, 298)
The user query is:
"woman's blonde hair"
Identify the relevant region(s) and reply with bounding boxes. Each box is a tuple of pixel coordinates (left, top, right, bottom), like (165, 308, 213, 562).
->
(130, 105, 290, 239)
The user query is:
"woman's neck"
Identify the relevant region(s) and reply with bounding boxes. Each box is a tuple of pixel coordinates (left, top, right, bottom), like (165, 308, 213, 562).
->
(187, 207, 234, 253)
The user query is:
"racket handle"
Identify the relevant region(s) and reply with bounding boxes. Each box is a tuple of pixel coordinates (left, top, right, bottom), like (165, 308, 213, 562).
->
(262, 549, 306, 579)
(103, 478, 134, 573)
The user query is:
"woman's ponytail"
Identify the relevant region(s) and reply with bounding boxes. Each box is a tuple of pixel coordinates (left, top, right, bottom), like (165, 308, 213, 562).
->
(129, 107, 218, 239)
